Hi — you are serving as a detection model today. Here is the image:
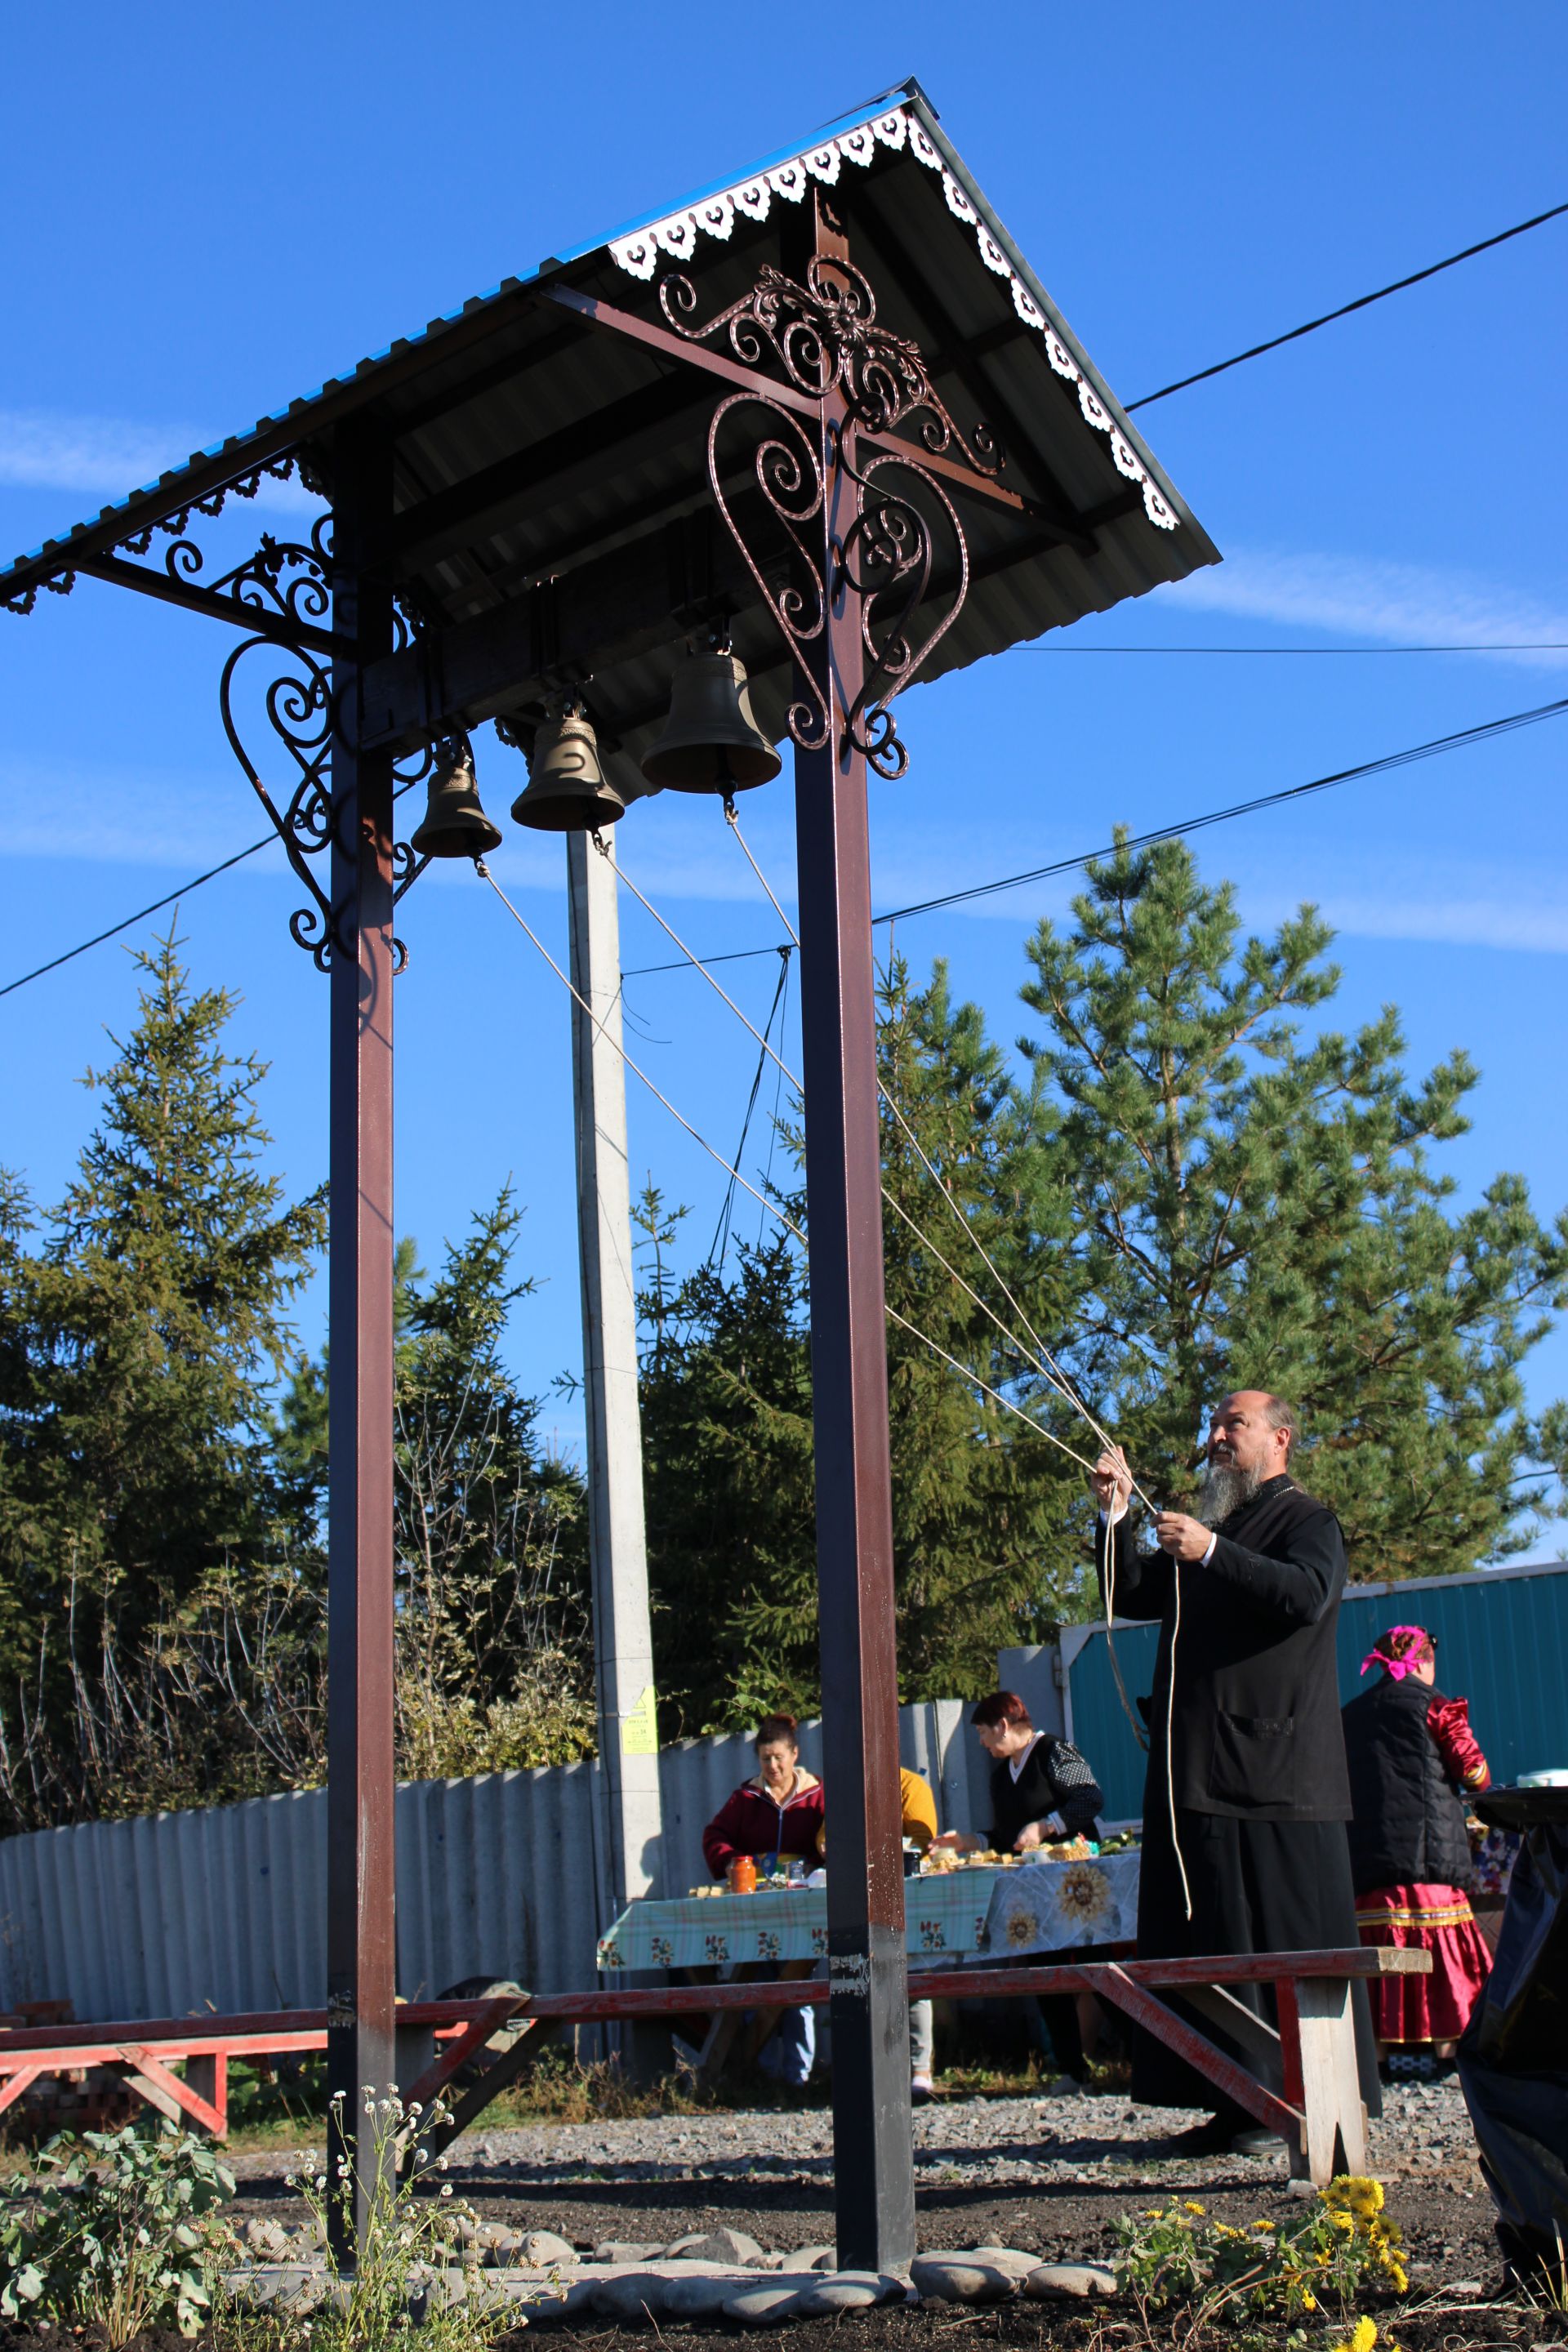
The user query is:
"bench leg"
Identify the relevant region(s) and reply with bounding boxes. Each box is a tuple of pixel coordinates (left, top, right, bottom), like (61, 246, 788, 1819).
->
(185, 2054, 228, 2137)
(394, 2024, 435, 2104)
(1294, 1976, 1366, 2185)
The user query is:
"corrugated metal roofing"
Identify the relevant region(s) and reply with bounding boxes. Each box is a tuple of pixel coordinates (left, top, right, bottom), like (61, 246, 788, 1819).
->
(1064, 1561, 1568, 1823)
(0, 79, 1216, 789)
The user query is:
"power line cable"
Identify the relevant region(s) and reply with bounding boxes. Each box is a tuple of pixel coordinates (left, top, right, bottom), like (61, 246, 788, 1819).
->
(878, 693, 1568, 922)
(621, 691, 1568, 973)
(707, 946, 791, 1275)
(1125, 198, 1568, 408)
(0, 774, 424, 1000)
(0, 835, 275, 998)
(480, 853, 1102, 1482)
(8, 685, 1565, 1009)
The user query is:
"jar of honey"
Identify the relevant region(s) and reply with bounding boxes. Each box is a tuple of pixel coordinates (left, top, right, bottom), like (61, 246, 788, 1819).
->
(726, 1854, 757, 1894)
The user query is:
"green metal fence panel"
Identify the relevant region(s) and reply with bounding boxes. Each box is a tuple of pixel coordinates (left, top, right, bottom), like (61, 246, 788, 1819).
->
(1063, 1562, 1568, 1825)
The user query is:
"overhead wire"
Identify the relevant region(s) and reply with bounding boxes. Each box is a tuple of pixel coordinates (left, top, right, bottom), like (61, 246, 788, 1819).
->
(623, 691, 1568, 974)
(1125, 195, 1568, 408)
(707, 945, 791, 1276)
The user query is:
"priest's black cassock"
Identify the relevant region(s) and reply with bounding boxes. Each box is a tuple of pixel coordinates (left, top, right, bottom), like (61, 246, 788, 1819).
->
(1098, 1473, 1380, 2121)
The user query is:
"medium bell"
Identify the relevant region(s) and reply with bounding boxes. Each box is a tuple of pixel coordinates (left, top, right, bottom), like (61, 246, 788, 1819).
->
(410, 737, 502, 860)
(640, 648, 782, 794)
(510, 709, 626, 831)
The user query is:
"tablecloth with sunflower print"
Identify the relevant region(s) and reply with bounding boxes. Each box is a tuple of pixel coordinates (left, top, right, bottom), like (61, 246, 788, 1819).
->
(595, 1852, 1139, 1971)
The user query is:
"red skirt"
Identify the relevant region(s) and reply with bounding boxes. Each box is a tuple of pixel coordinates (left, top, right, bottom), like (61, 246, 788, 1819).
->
(1355, 1882, 1492, 2043)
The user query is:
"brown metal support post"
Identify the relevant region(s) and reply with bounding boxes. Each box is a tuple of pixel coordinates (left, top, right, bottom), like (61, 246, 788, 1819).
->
(791, 194, 915, 2276)
(325, 425, 399, 2267)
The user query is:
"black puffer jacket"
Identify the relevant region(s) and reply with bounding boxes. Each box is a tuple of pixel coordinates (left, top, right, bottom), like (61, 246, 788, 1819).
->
(1342, 1675, 1473, 1891)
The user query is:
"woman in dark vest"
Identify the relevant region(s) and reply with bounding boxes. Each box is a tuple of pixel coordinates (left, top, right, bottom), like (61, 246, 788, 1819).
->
(1342, 1623, 1493, 2078)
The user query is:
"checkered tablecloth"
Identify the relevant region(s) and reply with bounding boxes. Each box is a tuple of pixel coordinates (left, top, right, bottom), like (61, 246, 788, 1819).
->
(595, 1851, 1140, 1970)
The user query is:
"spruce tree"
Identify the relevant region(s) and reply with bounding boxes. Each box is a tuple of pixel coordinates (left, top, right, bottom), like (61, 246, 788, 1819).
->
(0, 925, 326, 1814)
(0, 929, 325, 1624)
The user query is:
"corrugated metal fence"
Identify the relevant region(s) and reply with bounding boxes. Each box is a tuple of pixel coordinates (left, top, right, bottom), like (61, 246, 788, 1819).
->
(0, 1701, 989, 2026)
(1062, 1560, 1568, 1822)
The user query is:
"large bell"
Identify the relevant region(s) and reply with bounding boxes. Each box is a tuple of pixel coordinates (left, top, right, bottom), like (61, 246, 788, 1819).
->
(640, 649, 782, 794)
(410, 737, 502, 859)
(510, 709, 626, 831)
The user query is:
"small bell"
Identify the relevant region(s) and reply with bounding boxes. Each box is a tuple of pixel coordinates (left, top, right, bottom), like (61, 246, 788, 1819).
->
(410, 737, 503, 860)
(640, 648, 782, 794)
(510, 708, 626, 831)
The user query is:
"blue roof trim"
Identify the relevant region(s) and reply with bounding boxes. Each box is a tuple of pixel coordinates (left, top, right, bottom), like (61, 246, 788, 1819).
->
(2, 84, 933, 590)
(555, 78, 921, 268)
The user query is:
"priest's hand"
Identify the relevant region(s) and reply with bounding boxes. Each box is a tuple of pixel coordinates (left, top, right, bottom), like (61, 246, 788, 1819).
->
(1154, 1511, 1216, 1561)
(1090, 1446, 1134, 1520)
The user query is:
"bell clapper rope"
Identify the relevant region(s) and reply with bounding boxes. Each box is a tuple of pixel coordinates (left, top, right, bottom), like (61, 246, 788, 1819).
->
(719, 808, 1194, 1913)
(479, 861, 1091, 1478)
(1098, 1461, 1193, 1923)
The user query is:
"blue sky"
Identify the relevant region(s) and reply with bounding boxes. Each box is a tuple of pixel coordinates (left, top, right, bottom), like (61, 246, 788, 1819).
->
(2, 5, 1565, 1530)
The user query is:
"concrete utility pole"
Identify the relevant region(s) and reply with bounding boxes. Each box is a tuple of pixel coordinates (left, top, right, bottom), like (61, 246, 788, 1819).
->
(567, 829, 665, 1927)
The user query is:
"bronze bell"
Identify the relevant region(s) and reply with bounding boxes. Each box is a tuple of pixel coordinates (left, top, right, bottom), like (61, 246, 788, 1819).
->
(510, 709, 626, 831)
(410, 737, 502, 859)
(640, 648, 782, 794)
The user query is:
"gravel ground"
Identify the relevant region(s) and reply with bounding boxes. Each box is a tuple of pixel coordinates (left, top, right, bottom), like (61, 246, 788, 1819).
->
(229, 2076, 1505, 2276)
(7, 2086, 1535, 2352)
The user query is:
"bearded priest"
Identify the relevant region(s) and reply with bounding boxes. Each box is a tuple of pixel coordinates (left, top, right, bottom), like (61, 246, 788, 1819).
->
(1091, 1392, 1379, 2154)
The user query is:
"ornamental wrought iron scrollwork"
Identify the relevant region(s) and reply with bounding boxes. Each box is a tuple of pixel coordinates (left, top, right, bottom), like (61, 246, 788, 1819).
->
(706, 393, 829, 755)
(662, 255, 1001, 478)
(218, 615, 435, 973)
(835, 439, 968, 780)
(706, 393, 970, 780)
(118, 453, 315, 560)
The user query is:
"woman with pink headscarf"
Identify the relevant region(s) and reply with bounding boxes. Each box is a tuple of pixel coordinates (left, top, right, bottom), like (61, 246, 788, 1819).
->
(1340, 1624, 1494, 2079)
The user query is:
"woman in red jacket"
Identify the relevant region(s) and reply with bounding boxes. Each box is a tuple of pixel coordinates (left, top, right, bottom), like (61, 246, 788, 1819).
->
(702, 1713, 825, 1878)
(1341, 1623, 1493, 2081)
(702, 1713, 824, 2086)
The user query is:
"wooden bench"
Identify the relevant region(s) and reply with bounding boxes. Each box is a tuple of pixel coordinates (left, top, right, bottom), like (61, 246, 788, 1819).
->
(0, 1946, 1426, 2188)
(0, 1997, 518, 2140)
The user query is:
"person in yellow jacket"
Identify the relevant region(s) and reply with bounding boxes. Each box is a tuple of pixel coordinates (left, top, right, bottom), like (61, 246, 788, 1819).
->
(818, 1766, 942, 2101)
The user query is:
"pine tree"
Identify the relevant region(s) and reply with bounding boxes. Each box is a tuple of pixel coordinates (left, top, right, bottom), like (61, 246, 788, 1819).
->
(1016, 834, 1568, 1586)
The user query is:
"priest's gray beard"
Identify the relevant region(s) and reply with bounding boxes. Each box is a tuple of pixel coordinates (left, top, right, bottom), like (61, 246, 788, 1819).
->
(1196, 1458, 1265, 1526)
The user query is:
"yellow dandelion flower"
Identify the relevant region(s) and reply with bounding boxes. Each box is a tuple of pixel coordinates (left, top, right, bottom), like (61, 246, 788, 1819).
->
(1330, 2210, 1356, 2233)
(1388, 2265, 1408, 2294)
(1250, 2218, 1276, 2234)
(1345, 2177, 1384, 2216)
(1301, 2290, 1317, 2312)
(1350, 2319, 1378, 2352)
(1183, 2200, 1206, 2215)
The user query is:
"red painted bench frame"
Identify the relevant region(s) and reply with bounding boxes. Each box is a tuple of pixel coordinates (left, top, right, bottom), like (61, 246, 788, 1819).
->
(0, 1947, 1426, 2187)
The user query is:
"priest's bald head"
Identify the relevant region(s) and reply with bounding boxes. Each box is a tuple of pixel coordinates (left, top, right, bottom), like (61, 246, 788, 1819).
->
(1199, 1390, 1300, 1521)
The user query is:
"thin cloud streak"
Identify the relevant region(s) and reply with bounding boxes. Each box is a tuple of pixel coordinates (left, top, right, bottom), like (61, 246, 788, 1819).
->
(1160, 549, 1568, 669)
(0, 408, 322, 514)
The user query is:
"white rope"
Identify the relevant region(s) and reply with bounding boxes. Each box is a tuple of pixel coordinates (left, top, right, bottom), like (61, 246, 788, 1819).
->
(616, 834, 1100, 1437)
(724, 807, 1159, 1504)
(1168, 1557, 1193, 1919)
(884, 1308, 1098, 1476)
(482, 864, 1097, 1493)
(723, 805, 1189, 1913)
(479, 865, 807, 1250)
(725, 802, 800, 947)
